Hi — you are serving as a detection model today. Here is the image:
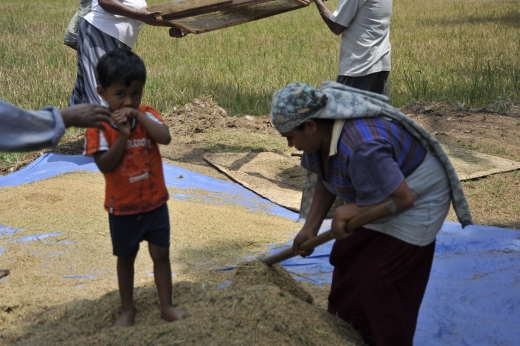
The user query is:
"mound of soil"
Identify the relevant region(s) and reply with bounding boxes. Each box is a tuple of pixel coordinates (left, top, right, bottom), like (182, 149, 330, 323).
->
(163, 96, 275, 136)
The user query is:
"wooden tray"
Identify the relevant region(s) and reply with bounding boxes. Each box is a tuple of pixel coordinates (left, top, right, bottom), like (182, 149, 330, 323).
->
(168, 0, 311, 35)
(151, 0, 277, 20)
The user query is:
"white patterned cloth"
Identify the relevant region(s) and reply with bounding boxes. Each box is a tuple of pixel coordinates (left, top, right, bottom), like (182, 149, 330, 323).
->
(84, 0, 146, 48)
(69, 20, 129, 107)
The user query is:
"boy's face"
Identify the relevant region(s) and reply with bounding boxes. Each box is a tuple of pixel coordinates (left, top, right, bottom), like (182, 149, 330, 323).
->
(97, 80, 145, 113)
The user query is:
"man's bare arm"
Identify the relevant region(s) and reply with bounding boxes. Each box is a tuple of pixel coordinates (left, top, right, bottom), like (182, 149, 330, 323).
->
(314, 0, 347, 35)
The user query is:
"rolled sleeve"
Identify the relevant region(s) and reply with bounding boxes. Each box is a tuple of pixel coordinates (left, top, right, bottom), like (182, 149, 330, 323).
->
(348, 140, 404, 206)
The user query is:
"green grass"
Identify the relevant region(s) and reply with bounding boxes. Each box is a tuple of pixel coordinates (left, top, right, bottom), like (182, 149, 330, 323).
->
(391, 0, 519, 108)
(0, 0, 518, 119)
(0, 152, 24, 166)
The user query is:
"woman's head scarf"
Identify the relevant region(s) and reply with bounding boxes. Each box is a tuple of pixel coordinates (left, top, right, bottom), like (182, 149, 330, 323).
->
(270, 81, 387, 133)
(269, 80, 473, 227)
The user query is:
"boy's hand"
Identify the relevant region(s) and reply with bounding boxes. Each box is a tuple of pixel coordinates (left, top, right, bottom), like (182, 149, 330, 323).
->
(117, 107, 141, 120)
(112, 110, 131, 137)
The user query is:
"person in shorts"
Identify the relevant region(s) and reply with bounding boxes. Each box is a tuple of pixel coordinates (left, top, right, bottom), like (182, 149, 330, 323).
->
(84, 48, 187, 327)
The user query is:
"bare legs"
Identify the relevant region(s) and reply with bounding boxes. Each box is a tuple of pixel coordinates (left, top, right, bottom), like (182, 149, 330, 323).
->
(114, 244, 187, 327)
(148, 243, 188, 321)
(114, 254, 137, 327)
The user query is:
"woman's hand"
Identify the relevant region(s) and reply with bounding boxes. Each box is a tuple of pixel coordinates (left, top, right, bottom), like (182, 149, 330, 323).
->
(331, 203, 360, 240)
(292, 225, 319, 257)
(292, 179, 337, 257)
(169, 27, 187, 37)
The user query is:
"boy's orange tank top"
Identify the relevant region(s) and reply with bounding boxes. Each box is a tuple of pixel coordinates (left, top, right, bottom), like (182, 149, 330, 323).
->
(84, 105, 169, 215)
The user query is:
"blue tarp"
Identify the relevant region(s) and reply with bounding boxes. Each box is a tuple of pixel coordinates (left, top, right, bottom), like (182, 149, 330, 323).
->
(1, 153, 518, 345)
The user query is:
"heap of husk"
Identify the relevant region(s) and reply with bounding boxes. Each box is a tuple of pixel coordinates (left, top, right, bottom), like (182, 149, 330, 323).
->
(3, 262, 364, 346)
(232, 261, 314, 304)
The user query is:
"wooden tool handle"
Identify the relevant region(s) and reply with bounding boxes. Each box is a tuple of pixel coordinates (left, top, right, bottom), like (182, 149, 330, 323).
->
(260, 200, 398, 266)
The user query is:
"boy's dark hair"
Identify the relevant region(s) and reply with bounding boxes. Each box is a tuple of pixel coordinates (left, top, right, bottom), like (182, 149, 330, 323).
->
(96, 48, 146, 89)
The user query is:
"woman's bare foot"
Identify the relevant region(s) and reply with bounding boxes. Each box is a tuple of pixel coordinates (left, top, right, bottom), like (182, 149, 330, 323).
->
(114, 308, 136, 327)
(161, 305, 188, 322)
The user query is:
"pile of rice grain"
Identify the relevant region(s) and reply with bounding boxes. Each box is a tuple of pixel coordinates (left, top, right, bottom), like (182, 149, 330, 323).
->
(232, 261, 314, 304)
(5, 279, 365, 346)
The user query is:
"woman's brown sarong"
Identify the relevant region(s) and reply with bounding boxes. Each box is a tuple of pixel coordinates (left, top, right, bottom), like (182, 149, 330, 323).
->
(328, 227, 435, 346)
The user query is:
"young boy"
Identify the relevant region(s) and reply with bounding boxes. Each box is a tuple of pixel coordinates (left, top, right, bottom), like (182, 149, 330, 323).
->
(84, 48, 188, 327)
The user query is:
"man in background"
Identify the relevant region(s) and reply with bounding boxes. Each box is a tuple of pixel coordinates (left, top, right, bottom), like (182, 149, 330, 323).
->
(314, 0, 392, 95)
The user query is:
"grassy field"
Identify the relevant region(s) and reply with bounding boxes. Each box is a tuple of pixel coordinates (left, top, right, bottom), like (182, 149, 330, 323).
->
(0, 0, 518, 165)
(1, 0, 518, 113)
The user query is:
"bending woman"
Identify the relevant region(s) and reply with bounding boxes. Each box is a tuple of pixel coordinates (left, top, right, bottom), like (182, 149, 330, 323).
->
(270, 81, 472, 346)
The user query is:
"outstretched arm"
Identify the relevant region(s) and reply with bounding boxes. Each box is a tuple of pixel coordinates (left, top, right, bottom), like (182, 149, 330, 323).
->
(98, 0, 161, 23)
(60, 104, 112, 131)
(0, 100, 112, 153)
(99, 0, 184, 32)
(314, 0, 347, 35)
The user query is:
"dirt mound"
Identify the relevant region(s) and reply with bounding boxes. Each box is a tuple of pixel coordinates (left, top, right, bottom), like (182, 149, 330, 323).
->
(163, 96, 275, 136)
(401, 101, 520, 162)
(5, 281, 364, 346)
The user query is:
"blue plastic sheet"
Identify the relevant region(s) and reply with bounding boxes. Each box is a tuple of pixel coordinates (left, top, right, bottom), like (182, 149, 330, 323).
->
(0, 153, 295, 219)
(0, 154, 519, 345)
(270, 221, 520, 345)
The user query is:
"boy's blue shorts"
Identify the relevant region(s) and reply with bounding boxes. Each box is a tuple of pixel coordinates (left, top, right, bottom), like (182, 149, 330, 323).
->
(108, 203, 170, 257)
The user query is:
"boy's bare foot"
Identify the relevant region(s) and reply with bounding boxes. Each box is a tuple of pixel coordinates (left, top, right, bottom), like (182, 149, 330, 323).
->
(0, 269, 10, 279)
(161, 305, 188, 322)
(114, 308, 136, 327)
